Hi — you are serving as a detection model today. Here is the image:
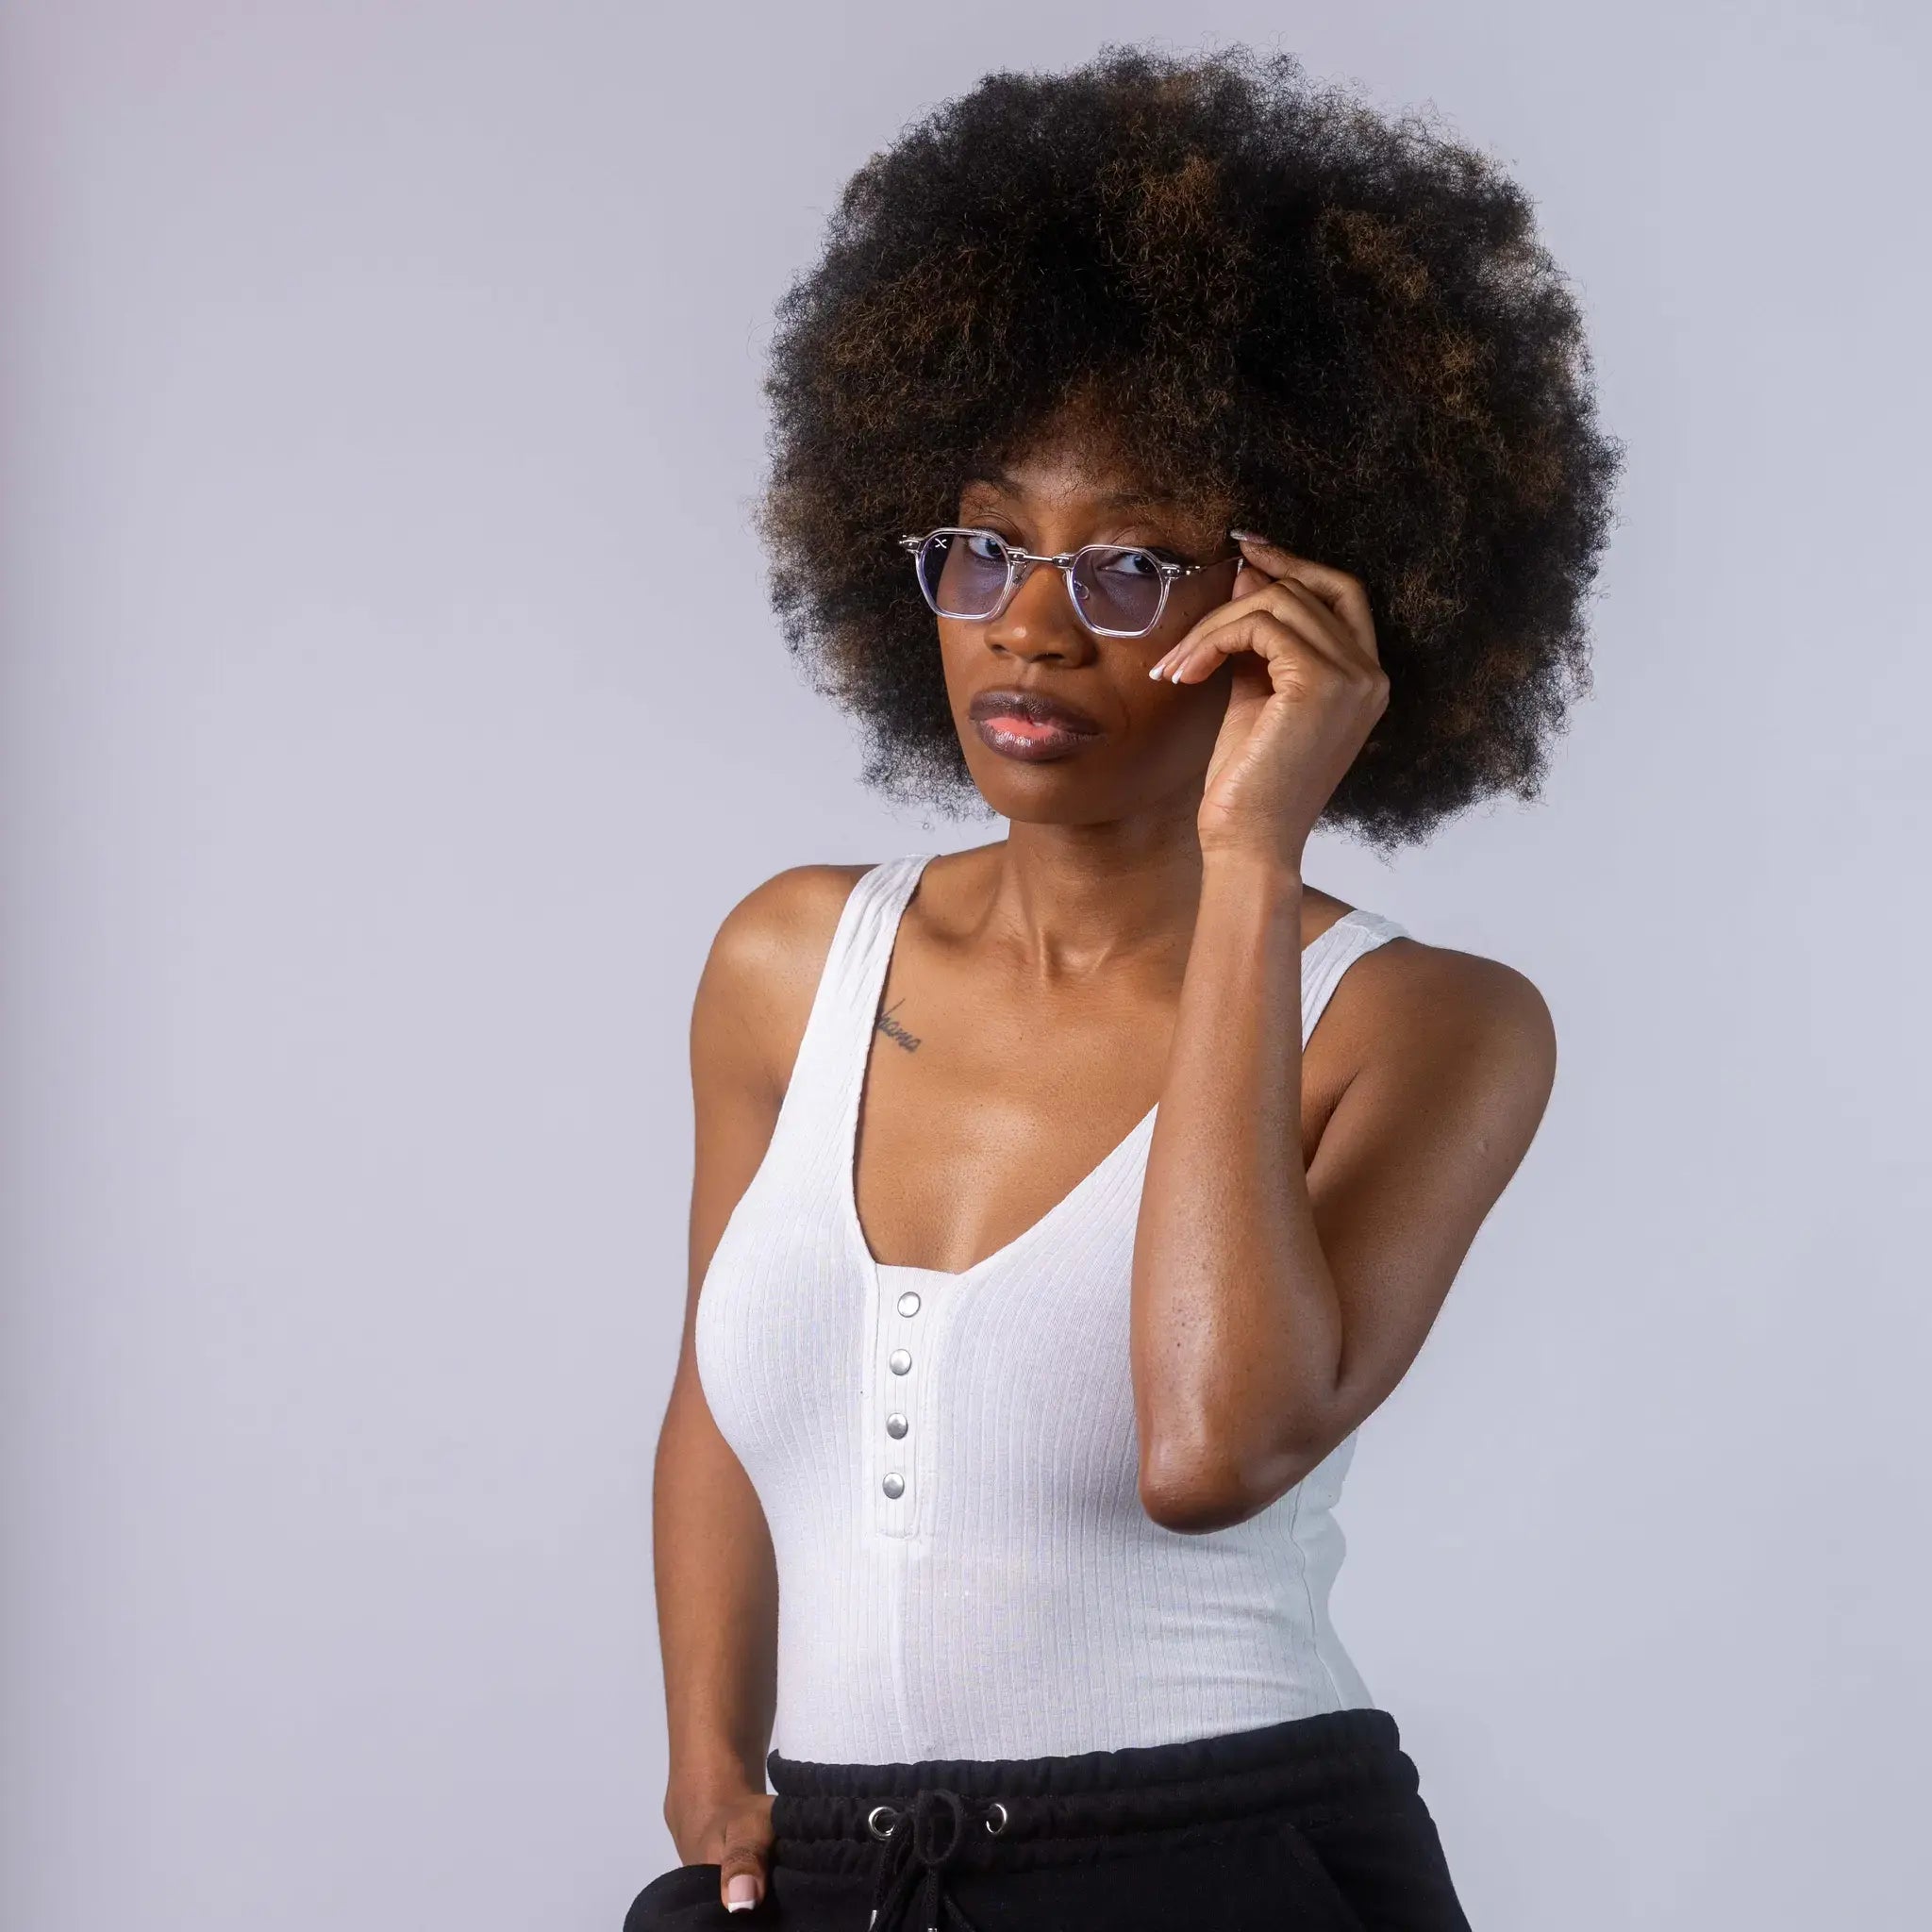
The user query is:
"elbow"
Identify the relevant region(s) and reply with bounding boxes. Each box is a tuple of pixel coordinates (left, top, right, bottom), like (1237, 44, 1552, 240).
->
(1137, 1430, 1326, 1536)
(1138, 1458, 1252, 1534)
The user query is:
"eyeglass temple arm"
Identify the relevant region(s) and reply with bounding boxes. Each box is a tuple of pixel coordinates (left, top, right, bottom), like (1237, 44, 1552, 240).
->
(900, 532, 1235, 579)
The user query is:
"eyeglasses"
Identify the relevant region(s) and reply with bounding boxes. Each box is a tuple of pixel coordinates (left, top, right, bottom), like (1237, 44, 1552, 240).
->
(898, 526, 1241, 640)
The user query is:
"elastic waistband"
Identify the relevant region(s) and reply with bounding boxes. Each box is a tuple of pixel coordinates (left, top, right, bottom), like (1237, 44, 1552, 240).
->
(767, 1708, 1417, 1868)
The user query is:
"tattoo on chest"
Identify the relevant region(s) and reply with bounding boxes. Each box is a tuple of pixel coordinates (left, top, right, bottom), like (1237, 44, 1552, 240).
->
(874, 998, 923, 1053)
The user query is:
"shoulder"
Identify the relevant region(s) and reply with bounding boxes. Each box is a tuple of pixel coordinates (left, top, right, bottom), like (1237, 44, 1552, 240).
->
(1338, 922, 1558, 1126)
(702, 859, 875, 998)
(691, 860, 880, 1099)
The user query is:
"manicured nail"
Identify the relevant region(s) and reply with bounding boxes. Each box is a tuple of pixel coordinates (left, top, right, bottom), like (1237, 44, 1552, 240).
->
(1228, 527, 1272, 545)
(725, 1874, 758, 1911)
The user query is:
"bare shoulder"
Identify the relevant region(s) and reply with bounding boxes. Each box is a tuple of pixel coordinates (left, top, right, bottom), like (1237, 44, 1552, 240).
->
(691, 859, 878, 1102)
(1337, 924, 1559, 1126)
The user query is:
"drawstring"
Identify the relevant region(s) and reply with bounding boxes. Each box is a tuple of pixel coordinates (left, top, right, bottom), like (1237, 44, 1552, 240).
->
(863, 1786, 1008, 1932)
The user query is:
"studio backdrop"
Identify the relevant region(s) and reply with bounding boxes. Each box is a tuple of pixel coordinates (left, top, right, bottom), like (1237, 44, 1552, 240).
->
(2, 5, 1926, 1930)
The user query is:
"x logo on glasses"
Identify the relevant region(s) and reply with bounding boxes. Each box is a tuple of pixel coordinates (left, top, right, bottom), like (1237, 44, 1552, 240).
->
(899, 527, 1240, 640)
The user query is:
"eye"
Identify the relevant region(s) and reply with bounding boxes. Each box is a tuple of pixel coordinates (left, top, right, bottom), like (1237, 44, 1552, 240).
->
(1095, 546, 1163, 578)
(961, 530, 1011, 563)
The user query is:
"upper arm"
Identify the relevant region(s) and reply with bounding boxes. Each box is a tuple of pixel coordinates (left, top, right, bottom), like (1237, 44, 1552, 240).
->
(679, 862, 870, 1362)
(1305, 941, 1558, 1434)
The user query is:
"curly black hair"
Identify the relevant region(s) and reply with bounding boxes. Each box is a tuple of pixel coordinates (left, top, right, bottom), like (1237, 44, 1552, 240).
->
(756, 42, 1622, 850)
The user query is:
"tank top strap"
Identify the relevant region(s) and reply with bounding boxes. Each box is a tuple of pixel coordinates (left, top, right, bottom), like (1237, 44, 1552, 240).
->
(781, 858, 1399, 1106)
(781, 852, 935, 1119)
(1301, 908, 1408, 1048)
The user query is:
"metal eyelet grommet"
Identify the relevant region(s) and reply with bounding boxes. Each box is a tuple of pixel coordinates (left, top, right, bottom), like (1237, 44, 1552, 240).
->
(983, 1800, 1008, 1836)
(866, 1803, 900, 1840)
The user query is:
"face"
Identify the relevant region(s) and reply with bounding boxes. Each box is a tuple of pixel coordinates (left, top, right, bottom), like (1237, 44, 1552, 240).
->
(932, 431, 1242, 826)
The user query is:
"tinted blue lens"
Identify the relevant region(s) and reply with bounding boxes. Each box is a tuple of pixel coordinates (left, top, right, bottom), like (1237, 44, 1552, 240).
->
(919, 531, 1010, 617)
(1069, 546, 1166, 633)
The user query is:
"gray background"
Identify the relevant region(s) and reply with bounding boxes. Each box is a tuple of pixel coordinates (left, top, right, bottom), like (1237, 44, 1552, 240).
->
(3, 3, 1926, 1927)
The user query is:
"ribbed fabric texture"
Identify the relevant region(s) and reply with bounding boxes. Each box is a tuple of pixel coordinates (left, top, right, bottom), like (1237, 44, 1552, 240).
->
(693, 852, 1409, 1763)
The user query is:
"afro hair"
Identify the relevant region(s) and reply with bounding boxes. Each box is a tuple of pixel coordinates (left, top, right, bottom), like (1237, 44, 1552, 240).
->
(756, 42, 1623, 849)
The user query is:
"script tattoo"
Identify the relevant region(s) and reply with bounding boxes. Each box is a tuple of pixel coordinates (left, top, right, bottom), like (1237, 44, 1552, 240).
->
(874, 998, 923, 1053)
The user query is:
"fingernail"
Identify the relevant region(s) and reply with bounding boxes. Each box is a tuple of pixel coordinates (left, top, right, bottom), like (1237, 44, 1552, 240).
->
(1228, 528, 1272, 545)
(725, 1874, 758, 1911)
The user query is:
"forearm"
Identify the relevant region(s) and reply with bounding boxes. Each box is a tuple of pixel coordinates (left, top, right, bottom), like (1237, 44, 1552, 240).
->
(652, 1370, 778, 1823)
(1131, 854, 1344, 1528)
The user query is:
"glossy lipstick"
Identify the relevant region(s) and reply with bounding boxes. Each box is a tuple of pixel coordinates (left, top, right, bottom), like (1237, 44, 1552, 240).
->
(969, 687, 1104, 763)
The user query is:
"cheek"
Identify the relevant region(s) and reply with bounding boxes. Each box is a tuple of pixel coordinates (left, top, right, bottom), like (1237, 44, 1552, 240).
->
(934, 620, 977, 693)
(1128, 665, 1215, 724)
(1110, 661, 1230, 776)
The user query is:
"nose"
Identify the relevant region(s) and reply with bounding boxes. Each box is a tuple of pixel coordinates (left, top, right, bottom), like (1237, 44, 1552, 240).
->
(984, 558, 1091, 662)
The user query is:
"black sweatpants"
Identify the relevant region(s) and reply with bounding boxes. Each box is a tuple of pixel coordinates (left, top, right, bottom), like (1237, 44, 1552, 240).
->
(623, 1707, 1472, 1931)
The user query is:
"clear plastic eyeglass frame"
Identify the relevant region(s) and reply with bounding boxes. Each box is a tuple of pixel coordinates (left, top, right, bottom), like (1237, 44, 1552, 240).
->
(898, 526, 1240, 640)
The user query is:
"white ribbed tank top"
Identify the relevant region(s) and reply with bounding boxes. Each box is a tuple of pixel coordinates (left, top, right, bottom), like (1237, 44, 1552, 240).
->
(694, 852, 1409, 1763)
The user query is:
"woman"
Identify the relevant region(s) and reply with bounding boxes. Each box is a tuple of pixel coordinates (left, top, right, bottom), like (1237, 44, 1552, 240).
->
(632, 43, 1618, 1932)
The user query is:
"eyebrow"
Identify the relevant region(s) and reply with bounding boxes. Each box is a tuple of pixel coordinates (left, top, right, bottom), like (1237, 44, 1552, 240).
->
(958, 465, 1179, 513)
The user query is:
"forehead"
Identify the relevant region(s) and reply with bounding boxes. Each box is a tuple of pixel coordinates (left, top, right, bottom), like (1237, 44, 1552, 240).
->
(958, 440, 1217, 539)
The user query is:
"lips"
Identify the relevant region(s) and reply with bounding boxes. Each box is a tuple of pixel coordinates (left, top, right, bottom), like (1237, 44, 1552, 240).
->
(968, 688, 1103, 736)
(967, 686, 1105, 764)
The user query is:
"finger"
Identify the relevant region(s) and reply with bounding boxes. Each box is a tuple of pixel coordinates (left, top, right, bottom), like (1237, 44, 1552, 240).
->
(719, 1836, 770, 1914)
(1236, 541, 1375, 660)
(1230, 558, 1278, 604)
(1161, 591, 1391, 708)
(1152, 581, 1354, 684)
(1221, 562, 1378, 677)
(1204, 575, 1357, 663)
(1158, 605, 1348, 690)
(1230, 533, 1379, 665)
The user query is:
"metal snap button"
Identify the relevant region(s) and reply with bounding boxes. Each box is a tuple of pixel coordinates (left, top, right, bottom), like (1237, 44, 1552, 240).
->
(889, 1348, 912, 1375)
(886, 1412, 908, 1438)
(896, 1290, 922, 1317)
(881, 1471, 906, 1499)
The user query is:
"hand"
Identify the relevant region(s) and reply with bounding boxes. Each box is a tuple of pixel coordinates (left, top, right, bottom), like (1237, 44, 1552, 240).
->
(1148, 531, 1389, 869)
(665, 1779, 776, 1915)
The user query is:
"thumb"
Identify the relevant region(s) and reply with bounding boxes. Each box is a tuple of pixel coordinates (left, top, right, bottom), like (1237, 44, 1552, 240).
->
(719, 1827, 772, 1915)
